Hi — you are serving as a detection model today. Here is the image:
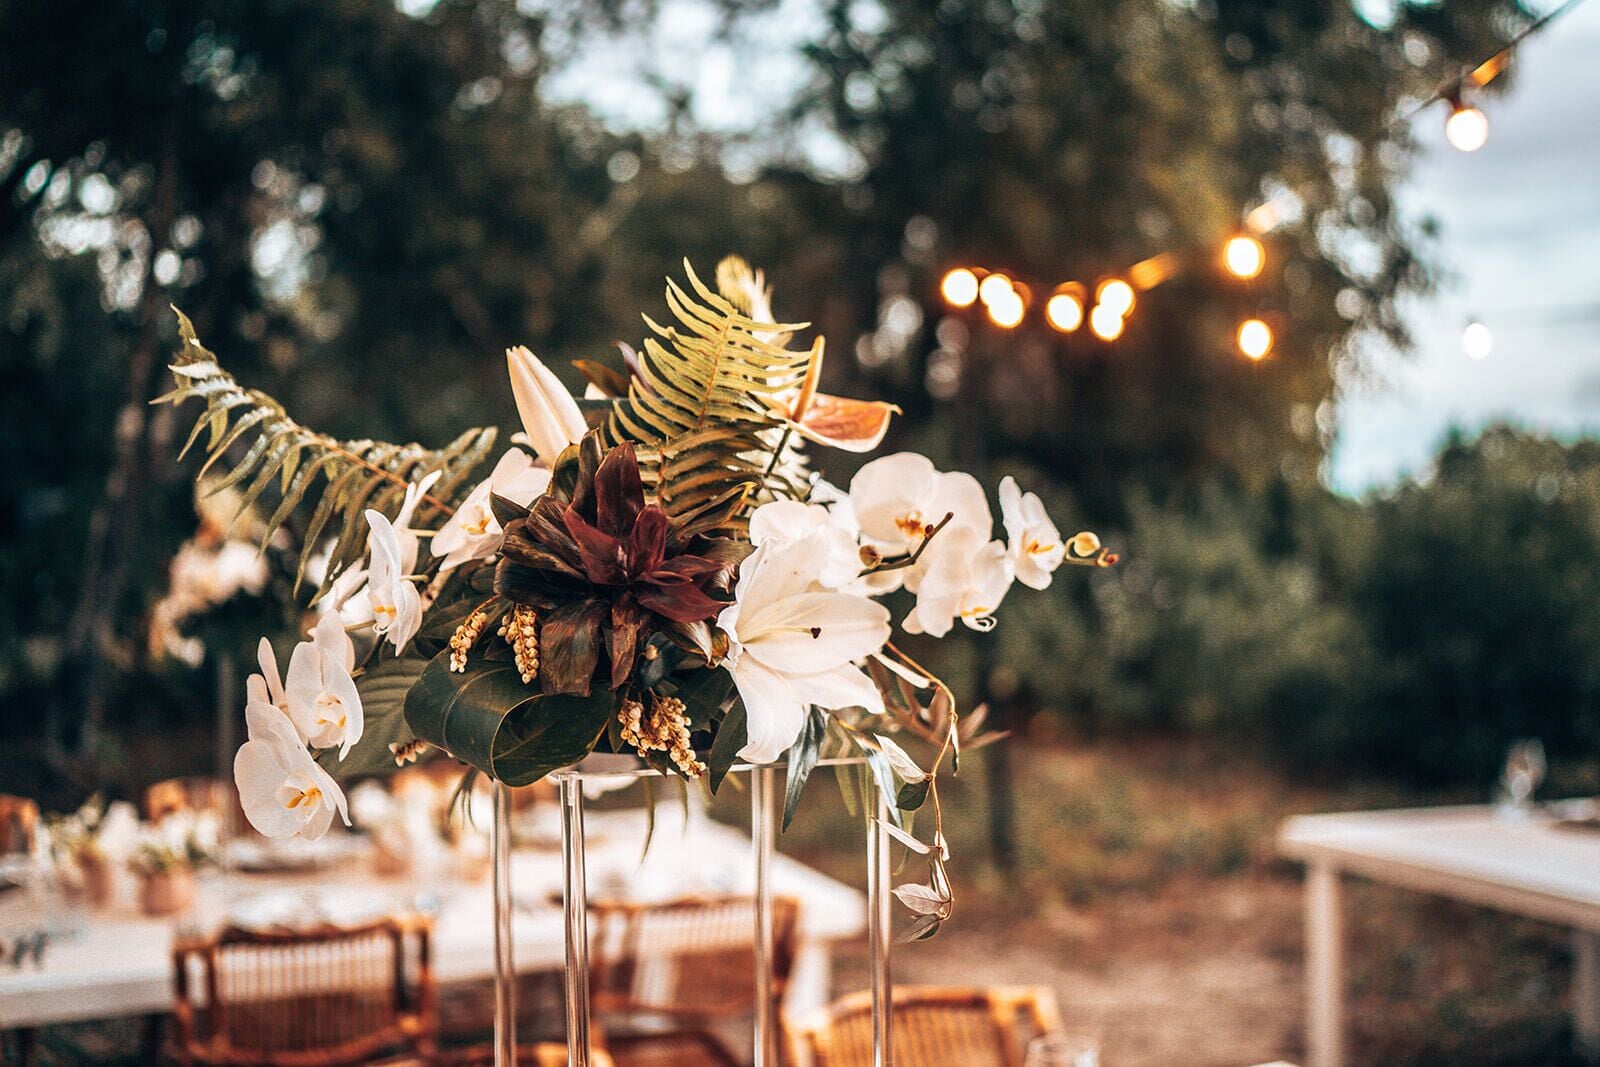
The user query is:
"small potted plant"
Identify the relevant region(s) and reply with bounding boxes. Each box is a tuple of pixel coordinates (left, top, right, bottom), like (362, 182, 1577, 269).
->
(130, 810, 219, 917)
(46, 797, 141, 909)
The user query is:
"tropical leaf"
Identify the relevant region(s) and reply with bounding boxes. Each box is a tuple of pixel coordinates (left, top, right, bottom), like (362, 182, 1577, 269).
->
(154, 309, 497, 596)
(602, 261, 816, 534)
(315, 657, 431, 780)
(404, 651, 614, 786)
(781, 706, 827, 830)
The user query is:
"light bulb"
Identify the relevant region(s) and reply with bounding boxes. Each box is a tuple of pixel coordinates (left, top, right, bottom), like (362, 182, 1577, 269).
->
(977, 272, 1014, 308)
(1089, 304, 1125, 341)
(940, 268, 980, 308)
(1223, 235, 1265, 280)
(987, 290, 1026, 329)
(1045, 292, 1084, 333)
(1445, 104, 1489, 152)
(1096, 279, 1135, 317)
(1238, 318, 1273, 360)
(1462, 321, 1493, 360)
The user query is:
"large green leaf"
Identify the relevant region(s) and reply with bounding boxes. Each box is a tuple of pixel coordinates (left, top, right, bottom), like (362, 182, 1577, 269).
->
(316, 657, 432, 780)
(404, 651, 615, 786)
(707, 698, 747, 793)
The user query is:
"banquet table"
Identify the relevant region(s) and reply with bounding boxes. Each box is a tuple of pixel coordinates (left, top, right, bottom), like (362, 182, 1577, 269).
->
(1277, 802, 1600, 1067)
(0, 808, 865, 1031)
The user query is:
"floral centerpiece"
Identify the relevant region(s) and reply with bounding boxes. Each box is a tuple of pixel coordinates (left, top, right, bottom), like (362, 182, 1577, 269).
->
(128, 809, 220, 916)
(160, 259, 1113, 936)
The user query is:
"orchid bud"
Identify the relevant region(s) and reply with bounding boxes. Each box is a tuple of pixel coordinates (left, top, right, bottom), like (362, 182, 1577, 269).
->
(506, 345, 587, 464)
(1068, 531, 1102, 558)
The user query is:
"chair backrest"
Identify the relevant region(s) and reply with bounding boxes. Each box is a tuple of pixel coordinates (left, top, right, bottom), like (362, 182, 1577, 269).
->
(789, 986, 1062, 1067)
(171, 917, 436, 1066)
(0, 795, 40, 855)
(589, 895, 801, 1021)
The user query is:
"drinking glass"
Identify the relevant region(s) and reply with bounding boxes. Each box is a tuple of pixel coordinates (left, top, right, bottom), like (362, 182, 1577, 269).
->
(1026, 1033, 1100, 1067)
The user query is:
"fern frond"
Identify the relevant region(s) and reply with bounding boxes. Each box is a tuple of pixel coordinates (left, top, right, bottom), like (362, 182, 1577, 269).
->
(603, 261, 815, 534)
(155, 309, 497, 595)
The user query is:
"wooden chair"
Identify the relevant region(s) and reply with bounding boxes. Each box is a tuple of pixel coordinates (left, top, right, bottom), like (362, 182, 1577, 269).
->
(171, 917, 437, 1066)
(589, 895, 802, 1067)
(787, 986, 1062, 1067)
(0, 794, 40, 855)
(433, 1042, 617, 1066)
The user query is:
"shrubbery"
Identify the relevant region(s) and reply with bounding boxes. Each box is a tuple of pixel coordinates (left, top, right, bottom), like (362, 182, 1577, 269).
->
(1006, 426, 1600, 786)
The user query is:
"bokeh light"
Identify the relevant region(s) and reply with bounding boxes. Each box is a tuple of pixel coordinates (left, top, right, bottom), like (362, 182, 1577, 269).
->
(1223, 235, 1265, 280)
(1462, 321, 1493, 360)
(1089, 303, 1125, 341)
(978, 272, 1015, 308)
(1096, 278, 1135, 317)
(1046, 292, 1084, 332)
(1237, 318, 1273, 360)
(940, 267, 979, 308)
(1445, 104, 1489, 152)
(987, 289, 1026, 329)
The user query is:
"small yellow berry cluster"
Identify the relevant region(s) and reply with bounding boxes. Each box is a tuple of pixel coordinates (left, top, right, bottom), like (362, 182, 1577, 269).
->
(498, 605, 540, 683)
(619, 694, 706, 779)
(389, 739, 428, 766)
(448, 601, 496, 673)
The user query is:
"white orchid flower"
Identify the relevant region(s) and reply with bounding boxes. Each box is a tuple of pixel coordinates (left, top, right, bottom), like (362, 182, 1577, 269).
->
(507, 345, 587, 464)
(998, 476, 1066, 591)
(716, 539, 891, 763)
(902, 525, 1016, 637)
(312, 469, 439, 631)
(234, 695, 350, 840)
(432, 449, 552, 571)
(364, 510, 422, 653)
(284, 612, 364, 758)
(849, 454, 994, 586)
(253, 636, 290, 713)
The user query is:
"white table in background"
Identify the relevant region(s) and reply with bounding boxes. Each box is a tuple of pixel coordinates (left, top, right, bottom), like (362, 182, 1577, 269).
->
(1278, 803, 1600, 1067)
(0, 810, 864, 1030)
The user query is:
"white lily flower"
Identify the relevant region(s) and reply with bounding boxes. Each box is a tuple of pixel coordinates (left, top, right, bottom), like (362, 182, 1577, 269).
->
(432, 449, 552, 571)
(234, 696, 350, 840)
(999, 476, 1065, 591)
(364, 510, 422, 653)
(716, 539, 891, 763)
(902, 524, 1016, 637)
(284, 612, 364, 758)
(507, 345, 587, 464)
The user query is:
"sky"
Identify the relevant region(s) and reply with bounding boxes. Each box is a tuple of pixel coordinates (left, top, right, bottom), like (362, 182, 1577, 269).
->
(1329, 0, 1600, 492)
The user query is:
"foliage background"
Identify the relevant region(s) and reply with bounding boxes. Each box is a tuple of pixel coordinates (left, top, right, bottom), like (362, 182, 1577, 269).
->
(3, 0, 1596, 807)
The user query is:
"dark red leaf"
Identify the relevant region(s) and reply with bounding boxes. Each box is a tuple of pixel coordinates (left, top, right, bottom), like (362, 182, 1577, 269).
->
(626, 506, 670, 575)
(539, 599, 607, 696)
(563, 507, 628, 586)
(593, 441, 644, 537)
(609, 595, 645, 690)
(635, 579, 726, 624)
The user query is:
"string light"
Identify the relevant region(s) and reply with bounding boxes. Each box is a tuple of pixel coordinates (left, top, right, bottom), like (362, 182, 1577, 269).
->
(1089, 304, 1125, 341)
(1462, 321, 1493, 359)
(978, 272, 1015, 308)
(1445, 102, 1490, 152)
(1045, 284, 1085, 332)
(1237, 318, 1273, 360)
(987, 289, 1026, 329)
(1223, 235, 1266, 280)
(940, 267, 980, 308)
(1095, 279, 1136, 318)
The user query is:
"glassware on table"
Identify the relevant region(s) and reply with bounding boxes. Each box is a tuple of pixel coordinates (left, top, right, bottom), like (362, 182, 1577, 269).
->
(1497, 738, 1546, 819)
(1026, 1032, 1101, 1067)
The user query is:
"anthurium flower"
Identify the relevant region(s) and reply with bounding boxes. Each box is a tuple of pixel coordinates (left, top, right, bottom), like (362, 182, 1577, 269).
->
(902, 524, 1016, 637)
(234, 694, 350, 840)
(716, 538, 891, 763)
(363, 509, 422, 653)
(284, 612, 363, 759)
(999, 476, 1065, 591)
(432, 449, 552, 571)
(507, 345, 587, 464)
